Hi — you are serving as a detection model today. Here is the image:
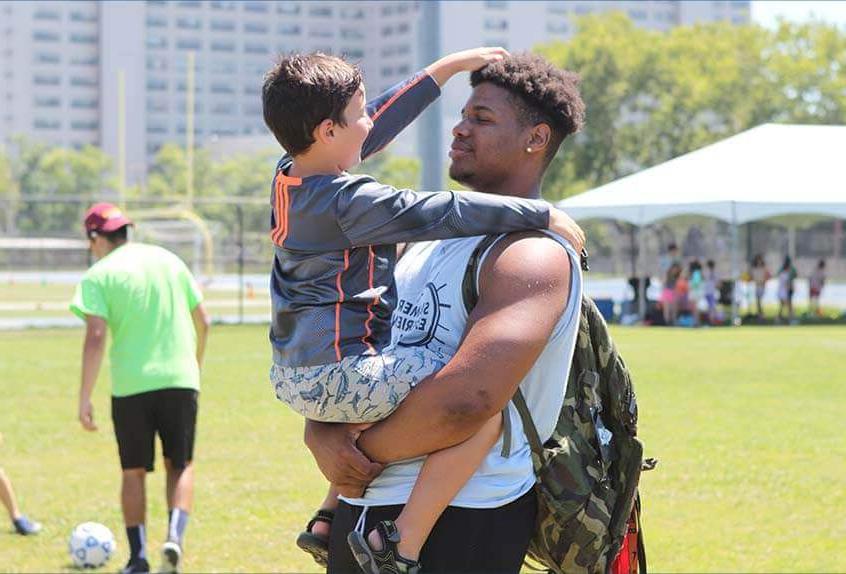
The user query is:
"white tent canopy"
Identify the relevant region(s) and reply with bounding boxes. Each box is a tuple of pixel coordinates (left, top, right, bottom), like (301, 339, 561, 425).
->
(556, 123, 846, 226)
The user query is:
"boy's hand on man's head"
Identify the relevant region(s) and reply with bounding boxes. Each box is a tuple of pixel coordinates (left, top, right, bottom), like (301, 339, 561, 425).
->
(426, 47, 510, 86)
(449, 47, 510, 73)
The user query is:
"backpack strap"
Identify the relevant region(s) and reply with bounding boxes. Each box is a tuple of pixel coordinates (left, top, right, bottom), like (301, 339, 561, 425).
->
(461, 234, 511, 457)
(512, 388, 545, 468)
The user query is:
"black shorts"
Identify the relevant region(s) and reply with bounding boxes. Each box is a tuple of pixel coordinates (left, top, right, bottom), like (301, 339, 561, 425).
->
(328, 489, 537, 574)
(111, 388, 198, 472)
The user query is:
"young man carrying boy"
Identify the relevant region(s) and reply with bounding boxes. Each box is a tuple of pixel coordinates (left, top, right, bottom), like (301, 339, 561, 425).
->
(306, 53, 587, 574)
(262, 48, 585, 572)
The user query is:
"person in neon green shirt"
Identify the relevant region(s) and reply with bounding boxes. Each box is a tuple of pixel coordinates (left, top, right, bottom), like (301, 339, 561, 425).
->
(70, 203, 210, 574)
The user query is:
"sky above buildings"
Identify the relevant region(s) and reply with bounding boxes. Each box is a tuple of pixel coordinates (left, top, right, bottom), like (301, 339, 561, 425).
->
(752, 1, 846, 28)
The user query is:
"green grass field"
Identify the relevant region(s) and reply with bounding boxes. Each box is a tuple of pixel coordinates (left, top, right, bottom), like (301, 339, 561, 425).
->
(1, 325, 844, 572)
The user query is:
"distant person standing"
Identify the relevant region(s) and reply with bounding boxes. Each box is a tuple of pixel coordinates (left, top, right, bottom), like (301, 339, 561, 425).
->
(750, 254, 770, 318)
(809, 259, 826, 317)
(69, 203, 210, 574)
(0, 433, 42, 536)
(704, 259, 719, 324)
(660, 243, 681, 325)
(777, 255, 798, 324)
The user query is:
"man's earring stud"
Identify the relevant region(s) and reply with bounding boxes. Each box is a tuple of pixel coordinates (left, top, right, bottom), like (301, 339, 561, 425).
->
(526, 147, 533, 153)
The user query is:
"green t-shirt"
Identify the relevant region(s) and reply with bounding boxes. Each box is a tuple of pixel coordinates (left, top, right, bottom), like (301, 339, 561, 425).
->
(70, 242, 204, 397)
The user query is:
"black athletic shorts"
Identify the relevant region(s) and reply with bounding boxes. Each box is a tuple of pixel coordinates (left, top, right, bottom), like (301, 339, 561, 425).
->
(111, 388, 198, 472)
(328, 488, 537, 574)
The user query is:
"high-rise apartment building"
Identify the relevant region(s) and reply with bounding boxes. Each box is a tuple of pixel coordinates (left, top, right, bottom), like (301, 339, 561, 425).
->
(1, 1, 419, 186)
(1, 1, 749, 188)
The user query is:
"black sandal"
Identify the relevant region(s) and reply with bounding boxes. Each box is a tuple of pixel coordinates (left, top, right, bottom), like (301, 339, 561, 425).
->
(347, 520, 421, 574)
(296, 509, 334, 567)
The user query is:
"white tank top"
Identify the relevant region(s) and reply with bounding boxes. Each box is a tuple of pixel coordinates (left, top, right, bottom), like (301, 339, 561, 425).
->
(342, 232, 583, 509)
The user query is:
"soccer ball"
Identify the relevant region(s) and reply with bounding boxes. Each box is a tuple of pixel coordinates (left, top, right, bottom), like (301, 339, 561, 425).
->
(68, 522, 116, 569)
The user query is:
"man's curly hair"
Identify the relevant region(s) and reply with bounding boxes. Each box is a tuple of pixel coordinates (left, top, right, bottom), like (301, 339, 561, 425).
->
(470, 53, 585, 161)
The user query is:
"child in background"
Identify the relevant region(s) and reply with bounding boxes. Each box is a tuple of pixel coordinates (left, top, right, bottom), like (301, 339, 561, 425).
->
(704, 259, 718, 324)
(777, 256, 798, 323)
(262, 49, 586, 572)
(809, 259, 826, 316)
(688, 260, 704, 326)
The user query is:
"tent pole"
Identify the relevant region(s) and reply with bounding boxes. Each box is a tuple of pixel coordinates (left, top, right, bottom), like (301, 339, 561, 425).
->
(638, 224, 647, 322)
(730, 205, 740, 326)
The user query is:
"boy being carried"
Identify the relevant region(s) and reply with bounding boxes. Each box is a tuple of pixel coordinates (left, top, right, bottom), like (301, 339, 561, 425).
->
(262, 48, 585, 573)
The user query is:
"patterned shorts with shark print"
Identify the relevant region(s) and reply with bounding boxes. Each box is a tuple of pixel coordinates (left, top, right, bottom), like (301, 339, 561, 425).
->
(270, 347, 447, 423)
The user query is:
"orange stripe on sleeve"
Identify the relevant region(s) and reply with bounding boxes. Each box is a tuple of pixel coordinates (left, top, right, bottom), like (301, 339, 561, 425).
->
(270, 172, 284, 244)
(370, 73, 425, 122)
(333, 249, 350, 361)
(361, 245, 377, 353)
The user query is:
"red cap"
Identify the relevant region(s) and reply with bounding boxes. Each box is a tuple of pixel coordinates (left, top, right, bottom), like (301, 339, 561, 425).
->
(84, 203, 133, 234)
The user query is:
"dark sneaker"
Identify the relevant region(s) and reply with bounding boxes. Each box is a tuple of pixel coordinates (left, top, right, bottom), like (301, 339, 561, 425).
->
(13, 515, 42, 536)
(347, 520, 421, 574)
(159, 541, 182, 573)
(120, 557, 150, 574)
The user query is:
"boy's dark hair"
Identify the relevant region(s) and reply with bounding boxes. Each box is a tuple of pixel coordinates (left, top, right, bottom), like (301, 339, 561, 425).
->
(706, 259, 715, 269)
(470, 53, 585, 163)
(262, 53, 363, 155)
(89, 225, 129, 244)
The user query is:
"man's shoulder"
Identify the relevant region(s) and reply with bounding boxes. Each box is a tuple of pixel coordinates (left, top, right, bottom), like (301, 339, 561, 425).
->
(481, 232, 572, 281)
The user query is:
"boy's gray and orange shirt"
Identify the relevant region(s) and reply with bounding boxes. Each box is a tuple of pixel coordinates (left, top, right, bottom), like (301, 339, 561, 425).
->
(270, 71, 550, 368)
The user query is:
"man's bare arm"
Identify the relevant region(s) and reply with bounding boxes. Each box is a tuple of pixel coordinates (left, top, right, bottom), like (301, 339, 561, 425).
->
(357, 232, 571, 462)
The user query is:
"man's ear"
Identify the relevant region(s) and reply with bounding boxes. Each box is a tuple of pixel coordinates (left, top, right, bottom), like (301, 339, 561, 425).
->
(313, 118, 335, 146)
(526, 123, 552, 155)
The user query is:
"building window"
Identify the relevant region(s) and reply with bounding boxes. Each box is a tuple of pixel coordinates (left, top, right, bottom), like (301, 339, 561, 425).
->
(243, 2, 268, 13)
(484, 18, 507, 31)
(35, 52, 61, 64)
(33, 74, 60, 86)
(70, 11, 97, 22)
(211, 61, 237, 74)
(146, 78, 168, 91)
(244, 43, 268, 54)
(33, 118, 61, 130)
(397, 22, 409, 33)
(34, 96, 61, 108)
(71, 120, 99, 131)
(211, 20, 235, 31)
(381, 66, 394, 76)
(628, 10, 647, 20)
(71, 98, 98, 109)
(34, 10, 61, 21)
(33, 30, 60, 42)
(147, 99, 168, 113)
(278, 2, 301, 14)
(71, 55, 98, 66)
(340, 6, 363, 19)
(211, 40, 235, 52)
(485, 1, 508, 8)
(70, 76, 97, 87)
(309, 26, 334, 39)
(210, 83, 234, 94)
(308, 6, 332, 17)
(147, 123, 168, 134)
(342, 48, 364, 59)
(146, 15, 167, 27)
(178, 1, 201, 7)
(381, 5, 394, 16)
(146, 56, 168, 71)
(211, 102, 236, 114)
(547, 21, 569, 34)
(278, 23, 301, 35)
(177, 38, 202, 50)
(244, 22, 268, 34)
(70, 33, 98, 44)
(548, 3, 569, 14)
(177, 17, 202, 30)
(147, 36, 168, 49)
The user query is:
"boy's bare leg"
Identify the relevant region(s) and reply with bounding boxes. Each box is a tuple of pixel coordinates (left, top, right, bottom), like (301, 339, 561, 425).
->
(368, 413, 503, 560)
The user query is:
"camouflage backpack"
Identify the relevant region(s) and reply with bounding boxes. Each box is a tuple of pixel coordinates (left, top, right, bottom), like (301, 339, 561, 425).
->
(463, 236, 653, 574)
